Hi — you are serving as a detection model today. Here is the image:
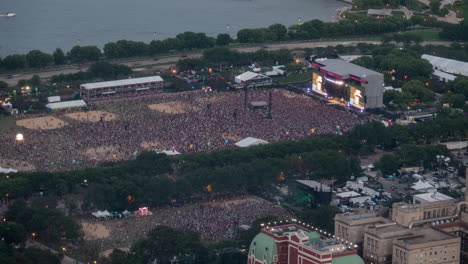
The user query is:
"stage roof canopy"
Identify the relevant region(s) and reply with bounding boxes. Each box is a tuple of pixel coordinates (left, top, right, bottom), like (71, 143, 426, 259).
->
(46, 100, 87, 110)
(81, 76, 164, 90)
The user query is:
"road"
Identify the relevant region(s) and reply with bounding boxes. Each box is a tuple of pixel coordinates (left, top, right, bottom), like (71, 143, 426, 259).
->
(0, 40, 453, 86)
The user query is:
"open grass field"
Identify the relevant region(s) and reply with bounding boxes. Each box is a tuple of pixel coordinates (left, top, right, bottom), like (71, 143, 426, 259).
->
(406, 29, 442, 41)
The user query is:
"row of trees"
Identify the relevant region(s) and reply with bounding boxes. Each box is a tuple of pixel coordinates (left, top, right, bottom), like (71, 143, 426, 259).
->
(1, 10, 451, 72)
(351, 46, 433, 80)
(50, 61, 132, 84)
(353, 0, 433, 11)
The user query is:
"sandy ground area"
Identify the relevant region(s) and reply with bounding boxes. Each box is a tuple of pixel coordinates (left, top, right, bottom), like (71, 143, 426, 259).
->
(148, 101, 198, 114)
(82, 221, 111, 240)
(0, 159, 36, 171)
(16, 116, 67, 130)
(140, 141, 162, 150)
(81, 146, 120, 160)
(65, 111, 118, 123)
(222, 134, 242, 142)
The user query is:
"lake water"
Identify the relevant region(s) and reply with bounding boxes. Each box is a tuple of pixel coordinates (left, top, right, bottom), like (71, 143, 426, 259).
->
(0, 0, 345, 56)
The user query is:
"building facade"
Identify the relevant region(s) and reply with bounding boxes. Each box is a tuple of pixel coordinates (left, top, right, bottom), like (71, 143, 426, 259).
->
(80, 76, 164, 102)
(334, 209, 389, 248)
(392, 228, 460, 264)
(391, 200, 457, 228)
(363, 223, 413, 264)
(248, 224, 364, 264)
(311, 59, 384, 109)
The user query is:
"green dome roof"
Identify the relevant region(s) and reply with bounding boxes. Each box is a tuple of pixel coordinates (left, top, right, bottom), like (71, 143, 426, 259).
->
(249, 233, 278, 264)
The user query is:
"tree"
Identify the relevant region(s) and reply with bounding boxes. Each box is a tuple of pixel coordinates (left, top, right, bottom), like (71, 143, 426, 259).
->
(268, 24, 288, 41)
(130, 225, 208, 264)
(442, 94, 466, 108)
(0, 80, 8, 90)
(216, 34, 232, 46)
(53, 48, 66, 65)
(376, 154, 400, 175)
(176, 58, 207, 71)
(452, 78, 468, 98)
(383, 90, 413, 108)
(0, 222, 27, 245)
(68, 45, 101, 62)
(297, 205, 340, 232)
(2, 54, 27, 70)
(88, 62, 132, 80)
(26, 50, 53, 68)
(402, 80, 434, 102)
(430, 0, 441, 14)
(30, 75, 41, 87)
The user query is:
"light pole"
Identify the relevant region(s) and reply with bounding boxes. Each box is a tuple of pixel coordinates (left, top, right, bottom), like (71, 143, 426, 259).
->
(15, 133, 24, 151)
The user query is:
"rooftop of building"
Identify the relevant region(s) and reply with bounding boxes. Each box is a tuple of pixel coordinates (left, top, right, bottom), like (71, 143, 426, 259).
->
(250, 224, 364, 264)
(422, 54, 468, 76)
(395, 227, 457, 246)
(335, 209, 387, 223)
(393, 200, 456, 211)
(365, 223, 412, 237)
(263, 224, 356, 252)
(314, 59, 383, 79)
(414, 192, 454, 203)
(81, 76, 164, 90)
(296, 179, 331, 192)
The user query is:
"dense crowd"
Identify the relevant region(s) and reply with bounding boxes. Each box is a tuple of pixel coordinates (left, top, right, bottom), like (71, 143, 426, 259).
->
(89, 196, 290, 250)
(0, 89, 363, 171)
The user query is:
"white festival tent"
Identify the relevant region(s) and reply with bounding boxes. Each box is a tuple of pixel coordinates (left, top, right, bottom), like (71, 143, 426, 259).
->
(235, 137, 269, 148)
(0, 167, 18, 174)
(92, 210, 112, 218)
(46, 100, 87, 110)
(411, 180, 435, 192)
(161, 149, 181, 156)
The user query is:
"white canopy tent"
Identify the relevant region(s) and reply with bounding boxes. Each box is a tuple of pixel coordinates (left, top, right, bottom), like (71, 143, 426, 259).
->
(92, 210, 112, 218)
(46, 100, 87, 110)
(235, 137, 269, 148)
(350, 196, 372, 205)
(0, 167, 17, 174)
(47, 96, 61, 103)
(336, 191, 361, 199)
(235, 71, 271, 83)
(161, 149, 181, 156)
(411, 180, 436, 192)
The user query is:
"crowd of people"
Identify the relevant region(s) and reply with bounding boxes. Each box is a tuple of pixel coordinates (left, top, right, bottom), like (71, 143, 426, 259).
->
(0, 89, 363, 171)
(88, 196, 290, 250)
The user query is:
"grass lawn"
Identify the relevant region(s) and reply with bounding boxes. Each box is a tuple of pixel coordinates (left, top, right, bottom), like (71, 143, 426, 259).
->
(274, 72, 311, 84)
(462, 5, 468, 20)
(392, 11, 406, 19)
(405, 29, 442, 41)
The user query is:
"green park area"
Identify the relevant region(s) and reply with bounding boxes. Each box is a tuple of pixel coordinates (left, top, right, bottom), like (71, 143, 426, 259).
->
(407, 29, 442, 41)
